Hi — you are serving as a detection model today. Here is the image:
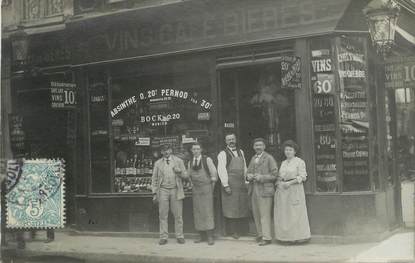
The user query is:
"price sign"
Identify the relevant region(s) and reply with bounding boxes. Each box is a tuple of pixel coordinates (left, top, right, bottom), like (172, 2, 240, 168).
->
(312, 74, 335, 94)
(51, 82, 77, 109)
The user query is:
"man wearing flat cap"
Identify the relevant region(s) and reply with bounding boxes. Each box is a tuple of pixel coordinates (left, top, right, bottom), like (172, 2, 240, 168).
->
(152, 144, 188, 245)
(246, 138, 278, 246)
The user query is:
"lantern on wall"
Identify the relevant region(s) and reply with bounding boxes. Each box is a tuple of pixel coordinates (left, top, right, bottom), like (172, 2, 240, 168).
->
(363, 0, 400, 56)
(10, 29, 29, 73)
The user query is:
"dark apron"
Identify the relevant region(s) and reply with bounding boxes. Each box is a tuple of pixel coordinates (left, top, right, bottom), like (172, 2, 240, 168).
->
(221, 155, 249, 218)
(190, 163, 215, 231)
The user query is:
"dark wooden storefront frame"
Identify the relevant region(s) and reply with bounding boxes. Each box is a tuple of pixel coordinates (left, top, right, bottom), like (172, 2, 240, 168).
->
(2, 0, 403, 238)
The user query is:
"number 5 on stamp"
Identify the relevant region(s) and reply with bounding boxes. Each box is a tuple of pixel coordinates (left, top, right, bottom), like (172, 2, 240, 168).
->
(6, 159, 65, 229)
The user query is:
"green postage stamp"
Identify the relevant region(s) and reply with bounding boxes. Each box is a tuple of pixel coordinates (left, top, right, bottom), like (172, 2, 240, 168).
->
(6, 159, 65, 229)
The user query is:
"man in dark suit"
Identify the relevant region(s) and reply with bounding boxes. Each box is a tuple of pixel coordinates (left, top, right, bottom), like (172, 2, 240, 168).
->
(247, 138, 278, 246)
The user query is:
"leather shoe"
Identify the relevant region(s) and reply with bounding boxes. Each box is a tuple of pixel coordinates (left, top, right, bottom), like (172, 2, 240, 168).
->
(207, 232, 215, 246)
(44, 238, 54, 243)
(255, 236, 262, 243)
(259, 240, 272, 246)
(231, 232, 240, 239)
(177, 238, 185, 244)
(158, 239, 168, 245)
(194, 232, 206, 243)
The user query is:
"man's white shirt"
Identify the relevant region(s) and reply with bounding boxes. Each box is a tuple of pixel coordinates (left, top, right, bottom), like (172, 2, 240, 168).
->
(217, 147, 247, 187)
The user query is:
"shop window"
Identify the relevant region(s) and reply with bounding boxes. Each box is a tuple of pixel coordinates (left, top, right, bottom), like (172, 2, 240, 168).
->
(310, 38, 339, 192)
(110, 62, 212, 193)
(220, 63, 296, 162)
(335, 36, 371, 192)
(88, 71, 112, 193)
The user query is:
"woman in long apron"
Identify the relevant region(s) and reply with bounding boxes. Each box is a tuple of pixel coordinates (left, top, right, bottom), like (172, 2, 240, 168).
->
(188, 142, 218, 245)
(274, 140, 311, 244)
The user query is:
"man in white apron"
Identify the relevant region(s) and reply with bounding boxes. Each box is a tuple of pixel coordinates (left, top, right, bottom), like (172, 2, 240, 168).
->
(217, 133, 249, 239)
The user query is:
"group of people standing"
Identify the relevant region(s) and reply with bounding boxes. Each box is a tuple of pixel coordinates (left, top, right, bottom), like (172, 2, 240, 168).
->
(151, 133, 310, 246)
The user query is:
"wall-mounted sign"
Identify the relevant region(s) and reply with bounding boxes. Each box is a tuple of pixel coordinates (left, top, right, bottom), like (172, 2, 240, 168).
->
(281, 56, 302, 89)
(50, 82, 77, 109)
(135, 137, 151, 146)
(224, 122, 235, 128)
(182, 135, 197, 144)
(69, 0, 350, 65)
(385, 56, 415, 89)
(197, 112, 210, 121)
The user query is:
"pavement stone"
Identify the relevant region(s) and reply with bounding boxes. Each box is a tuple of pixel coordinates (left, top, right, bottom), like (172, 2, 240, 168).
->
(1, 229, 414, 263)
(0, 232, 389, 263)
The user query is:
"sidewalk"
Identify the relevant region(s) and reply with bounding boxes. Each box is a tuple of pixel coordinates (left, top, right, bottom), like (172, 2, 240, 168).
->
(2, 230, 414, 263)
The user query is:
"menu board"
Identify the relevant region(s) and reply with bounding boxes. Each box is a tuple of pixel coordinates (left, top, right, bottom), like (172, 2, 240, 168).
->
(335, 36, 370, 191)
(310, 39, 337, 192)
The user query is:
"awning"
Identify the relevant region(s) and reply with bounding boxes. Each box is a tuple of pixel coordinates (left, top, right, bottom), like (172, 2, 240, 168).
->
(395, 2, 415, 48)
(67, 0, 366, 66)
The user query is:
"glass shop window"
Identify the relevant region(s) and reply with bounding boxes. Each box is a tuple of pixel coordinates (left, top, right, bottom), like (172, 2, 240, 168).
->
(88, 71, 112, 193)
(110, 64, 212, 193)
(310, 38, 339, 192)
(335, 36, 371, 192)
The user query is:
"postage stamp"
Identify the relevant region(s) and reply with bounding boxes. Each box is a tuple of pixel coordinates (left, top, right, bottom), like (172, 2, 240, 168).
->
(6, 159, 65, 229)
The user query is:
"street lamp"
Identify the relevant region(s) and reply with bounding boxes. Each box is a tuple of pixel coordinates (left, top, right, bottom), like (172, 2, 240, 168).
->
(10, 28, 29, 74)
(363, 0, 400, 56)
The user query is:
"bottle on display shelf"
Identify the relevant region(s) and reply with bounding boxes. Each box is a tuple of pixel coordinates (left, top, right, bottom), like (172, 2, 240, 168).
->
(146, 177, 152, 191)
(129, 157, 135, 175)
(140, 156, 145, 175)
(126, 158, 131, 175)
(142, 159, 148, 174)
(133, 153, 138, 175)
(136, 157, 142, 175)
(148, 159, 153, 174)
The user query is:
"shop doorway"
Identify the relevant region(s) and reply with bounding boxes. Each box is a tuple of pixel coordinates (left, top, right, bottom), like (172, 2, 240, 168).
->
(218, 61, 297, 235)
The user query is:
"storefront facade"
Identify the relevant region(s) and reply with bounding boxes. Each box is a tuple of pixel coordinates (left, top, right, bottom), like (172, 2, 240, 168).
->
(5, 0, 404, 238)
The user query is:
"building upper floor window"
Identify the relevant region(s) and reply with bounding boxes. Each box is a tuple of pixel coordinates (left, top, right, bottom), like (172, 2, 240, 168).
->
(23, 0, 63, 21)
